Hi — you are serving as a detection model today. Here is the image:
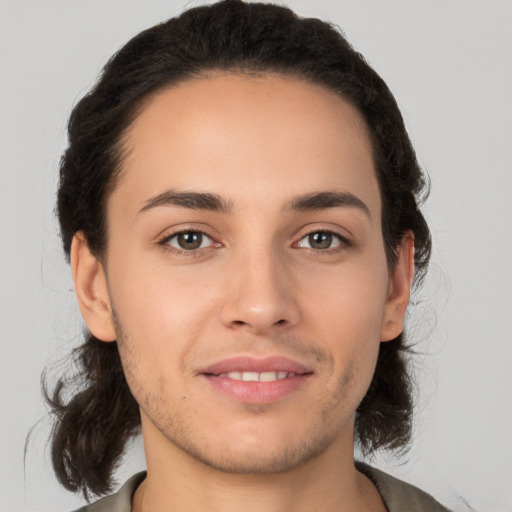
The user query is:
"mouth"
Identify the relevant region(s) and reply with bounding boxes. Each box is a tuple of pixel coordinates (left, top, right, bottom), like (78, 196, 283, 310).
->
(199, 356, 313, 404)
(214, 371, 300, 382)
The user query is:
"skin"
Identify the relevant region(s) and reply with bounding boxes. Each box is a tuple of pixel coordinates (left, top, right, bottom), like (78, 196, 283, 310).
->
(72, 73, 414, 512)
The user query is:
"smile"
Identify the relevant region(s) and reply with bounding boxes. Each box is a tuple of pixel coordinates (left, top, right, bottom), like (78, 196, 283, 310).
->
(216, 371, 296, 381)
(199, 356, 313, 404)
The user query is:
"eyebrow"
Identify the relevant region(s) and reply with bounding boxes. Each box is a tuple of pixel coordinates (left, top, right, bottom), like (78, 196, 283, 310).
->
(139, 189, 232, 214)
(284, 191, 371, 218)
(138, 189, 370, 218)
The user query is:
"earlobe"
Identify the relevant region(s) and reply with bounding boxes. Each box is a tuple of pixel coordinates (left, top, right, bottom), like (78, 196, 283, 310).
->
(380, 232, 415, 342)
(71, 232, 116, 342)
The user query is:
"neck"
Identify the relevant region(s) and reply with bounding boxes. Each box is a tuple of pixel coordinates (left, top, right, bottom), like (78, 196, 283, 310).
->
(134, 419, 385, 512)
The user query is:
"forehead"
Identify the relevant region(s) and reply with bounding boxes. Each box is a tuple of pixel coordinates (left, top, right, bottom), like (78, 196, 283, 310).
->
(114, 73, 379, 217)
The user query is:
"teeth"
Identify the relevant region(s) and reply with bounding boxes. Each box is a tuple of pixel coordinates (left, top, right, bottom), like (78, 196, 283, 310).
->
(242, 371, 259, 382)
(259, 371, 277, 382)
(218, 371, 294, 381)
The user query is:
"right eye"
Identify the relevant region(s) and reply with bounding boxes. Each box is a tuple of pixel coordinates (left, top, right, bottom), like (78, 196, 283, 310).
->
(164, 231, 214, 251)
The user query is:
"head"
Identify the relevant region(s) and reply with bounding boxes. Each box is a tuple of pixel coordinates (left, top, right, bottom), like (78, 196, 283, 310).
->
(50, 0, 431, 498)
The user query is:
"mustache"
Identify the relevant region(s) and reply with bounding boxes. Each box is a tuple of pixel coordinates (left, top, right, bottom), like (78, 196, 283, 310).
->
(192, 333, 331, 367)
(111, 304, 331, 368)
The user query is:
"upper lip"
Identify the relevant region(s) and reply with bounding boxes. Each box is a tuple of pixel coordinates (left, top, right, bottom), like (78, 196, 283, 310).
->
(198, 356, 313, 376)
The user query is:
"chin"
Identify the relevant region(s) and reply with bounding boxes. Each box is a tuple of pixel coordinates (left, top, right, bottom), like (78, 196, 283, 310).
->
(162, 420, 340, 475)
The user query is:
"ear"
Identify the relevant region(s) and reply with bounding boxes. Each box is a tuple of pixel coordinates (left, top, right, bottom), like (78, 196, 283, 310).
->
(380, 232, 415, 342)
(71, 232, 116, 342)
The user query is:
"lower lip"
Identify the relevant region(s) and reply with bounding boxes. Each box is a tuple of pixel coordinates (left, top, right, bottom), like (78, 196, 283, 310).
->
(202, 374, 311, 404)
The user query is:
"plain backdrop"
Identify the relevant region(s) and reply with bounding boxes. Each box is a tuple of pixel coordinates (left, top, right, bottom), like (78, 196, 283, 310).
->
(1, 1, 511, 511)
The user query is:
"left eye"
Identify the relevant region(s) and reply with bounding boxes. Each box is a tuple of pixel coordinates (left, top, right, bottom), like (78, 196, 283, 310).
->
(297, 231, 344, 250)
(165, 231, 213, 251)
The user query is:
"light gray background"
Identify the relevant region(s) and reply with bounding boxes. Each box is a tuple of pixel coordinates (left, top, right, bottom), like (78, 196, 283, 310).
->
(1, 1, 511, 511)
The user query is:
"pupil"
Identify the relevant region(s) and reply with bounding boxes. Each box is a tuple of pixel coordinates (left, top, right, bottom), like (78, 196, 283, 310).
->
(178, 232, 202, 250)
(309, 232, 331, 249)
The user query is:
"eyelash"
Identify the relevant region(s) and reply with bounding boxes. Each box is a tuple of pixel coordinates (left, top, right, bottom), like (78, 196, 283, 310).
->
(295, 229, 351, 254)
(157, 230, 219, 257)
(156, 228, 351, 257)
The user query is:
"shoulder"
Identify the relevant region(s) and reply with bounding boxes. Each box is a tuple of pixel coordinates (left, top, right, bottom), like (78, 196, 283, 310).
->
(356, 462, 452, 512)
(70, 466, 450, 511)
(71, 472, 146, 512)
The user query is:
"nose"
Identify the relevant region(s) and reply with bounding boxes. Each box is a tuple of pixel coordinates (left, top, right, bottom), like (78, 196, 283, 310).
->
(220, 246, 300, 335)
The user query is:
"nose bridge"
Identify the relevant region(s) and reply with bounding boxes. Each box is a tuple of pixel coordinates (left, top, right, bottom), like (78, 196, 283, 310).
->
(221, 240, 299, 333)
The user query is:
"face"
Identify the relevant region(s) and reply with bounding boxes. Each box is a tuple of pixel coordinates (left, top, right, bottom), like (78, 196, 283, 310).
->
(74, 73, 412, 474)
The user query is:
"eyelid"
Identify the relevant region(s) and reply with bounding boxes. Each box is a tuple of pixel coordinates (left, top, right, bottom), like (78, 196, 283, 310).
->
(295, 224, 351, 241)
(154, 223, 352, 255)
(166, 231, 213, 249)
(293, 226, 352, 251)
(155, 222, 218, 243)
(297, 233, 340, 248)
(156, 226, 222, 255)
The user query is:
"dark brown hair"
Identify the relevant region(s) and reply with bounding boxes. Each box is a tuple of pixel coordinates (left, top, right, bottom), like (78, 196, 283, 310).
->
(47, 0, 431, 498)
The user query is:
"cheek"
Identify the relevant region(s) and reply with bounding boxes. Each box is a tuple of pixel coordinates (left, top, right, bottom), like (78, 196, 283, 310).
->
(106, 255, 221, 385)
(110, 264, 208, 407)
(109, 252, 213, 323)
(297, 253, 388, 393)
(300, 256, 389, 335)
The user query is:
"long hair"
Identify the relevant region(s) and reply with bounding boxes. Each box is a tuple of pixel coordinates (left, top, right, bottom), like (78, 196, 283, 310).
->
(47, 0, 431, 497)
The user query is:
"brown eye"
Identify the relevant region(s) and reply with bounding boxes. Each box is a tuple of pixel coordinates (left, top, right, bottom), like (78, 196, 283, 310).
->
(167, 231, 211, 251)
(308, 232, 332, 249)
(297, 231, 343, 250)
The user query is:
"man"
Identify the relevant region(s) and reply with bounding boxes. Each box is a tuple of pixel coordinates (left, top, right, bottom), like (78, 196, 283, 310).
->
(47, 1, 448, 510)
